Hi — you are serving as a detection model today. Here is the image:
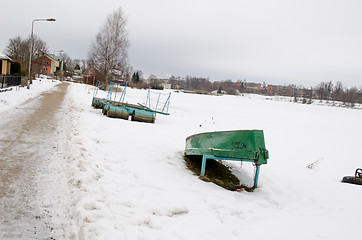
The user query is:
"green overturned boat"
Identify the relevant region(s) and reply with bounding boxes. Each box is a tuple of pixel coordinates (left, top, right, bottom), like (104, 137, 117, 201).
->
(185, 130, 269, 188)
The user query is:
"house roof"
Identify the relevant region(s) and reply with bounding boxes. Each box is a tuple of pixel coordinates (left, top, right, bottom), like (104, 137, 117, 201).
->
(48, 54, 63, 61)
(41, 54, 58, 62)
(38, 50, 59, 62)
(0, 53, 14, 62)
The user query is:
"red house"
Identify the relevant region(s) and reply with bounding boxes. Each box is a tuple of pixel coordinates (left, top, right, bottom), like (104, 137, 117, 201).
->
(38, 52, 59, 75)
(84, 67, 96, 85)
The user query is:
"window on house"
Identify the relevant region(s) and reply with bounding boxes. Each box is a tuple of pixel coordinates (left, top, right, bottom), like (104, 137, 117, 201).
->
(44, 61, 49, 66)
(43, 67, 48, 72)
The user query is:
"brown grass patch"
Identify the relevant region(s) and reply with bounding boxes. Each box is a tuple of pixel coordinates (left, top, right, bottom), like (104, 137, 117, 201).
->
(184, 155, 255, 192)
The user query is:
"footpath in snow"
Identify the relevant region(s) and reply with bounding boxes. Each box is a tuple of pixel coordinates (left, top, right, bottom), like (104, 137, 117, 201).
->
(0, 80, 73, 239)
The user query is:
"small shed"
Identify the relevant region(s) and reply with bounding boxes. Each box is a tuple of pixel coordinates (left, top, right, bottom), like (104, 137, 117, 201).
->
(0, 53, 13, 75)
(161, 83, 171, 90)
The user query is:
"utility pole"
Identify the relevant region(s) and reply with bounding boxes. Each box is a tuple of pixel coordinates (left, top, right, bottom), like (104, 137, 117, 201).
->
(27, 18, 56, 89)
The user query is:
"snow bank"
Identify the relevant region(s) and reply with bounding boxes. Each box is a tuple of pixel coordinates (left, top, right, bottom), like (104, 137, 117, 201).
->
(0, 77, 60, 114)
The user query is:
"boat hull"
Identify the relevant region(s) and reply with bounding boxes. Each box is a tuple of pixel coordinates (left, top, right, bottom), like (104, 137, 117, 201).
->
(342, 176, 362, 185)
(104, 103, 156, 123)
(185, 130, 268, 164)
(92, 97, 107, 109)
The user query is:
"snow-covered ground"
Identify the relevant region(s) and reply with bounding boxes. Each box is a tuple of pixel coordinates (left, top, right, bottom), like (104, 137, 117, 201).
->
(0, 77, 60, 114)
(1, 79, 361, 239)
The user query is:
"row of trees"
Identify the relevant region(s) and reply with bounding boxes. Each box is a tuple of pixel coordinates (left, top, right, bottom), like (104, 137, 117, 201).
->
(4, 34, 89, 78)
(5, 35, 48, 75)
(142, 75, 362, 106)
(314, 81, 361, 105)
(119, 70, 362, 107)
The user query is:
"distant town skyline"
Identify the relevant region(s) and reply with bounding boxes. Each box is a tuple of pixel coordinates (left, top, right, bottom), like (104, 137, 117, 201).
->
(1, 0, 361, 87)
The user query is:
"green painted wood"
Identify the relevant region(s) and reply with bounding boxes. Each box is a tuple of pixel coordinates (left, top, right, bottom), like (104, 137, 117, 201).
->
(185, 130, 269, 164)
(105, 103, 156, 123)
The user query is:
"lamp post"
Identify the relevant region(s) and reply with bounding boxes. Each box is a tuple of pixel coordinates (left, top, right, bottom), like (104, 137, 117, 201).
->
(27, 18, 56, 89)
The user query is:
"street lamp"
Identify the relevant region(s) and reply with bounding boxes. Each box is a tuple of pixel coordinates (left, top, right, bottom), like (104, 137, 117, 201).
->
(27, 18, 56, 89)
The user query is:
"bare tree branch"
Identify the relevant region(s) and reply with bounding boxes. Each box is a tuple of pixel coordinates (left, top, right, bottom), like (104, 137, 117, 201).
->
(88, 7, 129, 84)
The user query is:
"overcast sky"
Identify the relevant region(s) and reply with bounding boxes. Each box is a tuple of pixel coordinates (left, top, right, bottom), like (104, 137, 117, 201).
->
(1, 0, 361, 87)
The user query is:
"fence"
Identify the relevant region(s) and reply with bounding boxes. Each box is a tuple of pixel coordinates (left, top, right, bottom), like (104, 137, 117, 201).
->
(1, 75, 21, 88)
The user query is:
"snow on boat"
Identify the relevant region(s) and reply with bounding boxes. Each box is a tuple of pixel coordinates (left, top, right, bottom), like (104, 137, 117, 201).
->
(184, 130, 269, 188)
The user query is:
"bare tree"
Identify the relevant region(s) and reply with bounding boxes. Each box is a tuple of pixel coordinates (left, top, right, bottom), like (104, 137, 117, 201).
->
(331, 81, 344, 102)
(344, 87, 359, 106)
(61, 53, 74, 76)
(81, 59, 88, 72)
(73, 59, 81, 71)
(149, 74, 159, 87)
(31, 35, 48, 58)
(5, 36, 26, 62)
(88, 7, 129, 84)
(5, 36, 28, 75)
(124, 65, 133, 82)
(316, 81, 333, 100)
